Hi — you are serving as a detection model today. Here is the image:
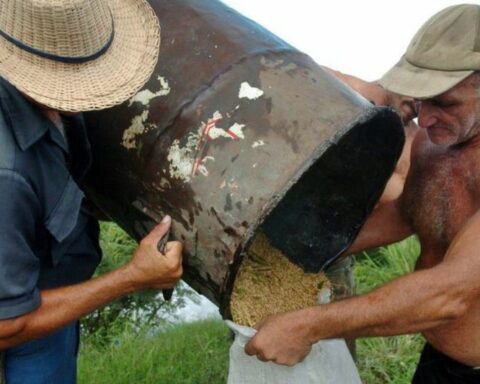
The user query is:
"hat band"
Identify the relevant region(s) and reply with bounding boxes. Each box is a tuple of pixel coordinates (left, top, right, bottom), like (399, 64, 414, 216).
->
(0, 22, 114, 64)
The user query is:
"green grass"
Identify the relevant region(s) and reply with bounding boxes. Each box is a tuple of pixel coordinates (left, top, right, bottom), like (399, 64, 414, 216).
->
(79, 224, 425, 384)
(78, 320, 231, 384)
(355, 236, 425, 384)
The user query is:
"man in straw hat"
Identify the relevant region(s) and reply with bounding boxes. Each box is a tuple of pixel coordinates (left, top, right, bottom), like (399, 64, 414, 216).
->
(0, 1, 183, 383)
(245, 3, 480, 382)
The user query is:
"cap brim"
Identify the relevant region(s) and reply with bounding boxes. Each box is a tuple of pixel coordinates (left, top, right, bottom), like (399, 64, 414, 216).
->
(379, 56, 473, 99)
(0, 0, 160, 112)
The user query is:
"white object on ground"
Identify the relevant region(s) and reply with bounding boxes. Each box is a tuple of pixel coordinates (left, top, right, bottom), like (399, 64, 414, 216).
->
(225, 320, 362, 384)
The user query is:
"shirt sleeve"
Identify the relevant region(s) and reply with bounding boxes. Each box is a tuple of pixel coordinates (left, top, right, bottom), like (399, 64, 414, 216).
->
(0, 169, 41, 319)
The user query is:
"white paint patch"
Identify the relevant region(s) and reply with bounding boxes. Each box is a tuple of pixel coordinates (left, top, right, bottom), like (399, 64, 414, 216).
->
(128, 76, 171, 106)
(166, 111, 246, 183)
(167, 139, 195, 183)
(197, 156, 215, 177)
(211, 111, 223, 121)
(166, 114, 218, 182)
(252, 140, 265, 148)
(238, 82, 264, 100)
(208, 126, 231, 140)
(199, 111, 245, 141)
(228, 123, 245, 139)
(207, 123, 245, 140)
(121, 110, 152, 149)
(200, 111, 222, 140)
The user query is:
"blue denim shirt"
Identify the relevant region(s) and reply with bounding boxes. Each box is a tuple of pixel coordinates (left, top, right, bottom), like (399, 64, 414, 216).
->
(0, 77, 102, 320)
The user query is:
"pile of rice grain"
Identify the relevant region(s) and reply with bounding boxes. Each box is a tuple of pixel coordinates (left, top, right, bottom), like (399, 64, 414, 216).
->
(230, 232, 330, 327)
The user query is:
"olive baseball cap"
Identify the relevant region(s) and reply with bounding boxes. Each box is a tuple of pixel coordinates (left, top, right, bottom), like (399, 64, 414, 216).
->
(379, 4, 480, 99)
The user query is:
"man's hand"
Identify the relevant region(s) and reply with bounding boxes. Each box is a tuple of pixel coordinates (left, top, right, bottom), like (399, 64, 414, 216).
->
(0, 215, 183, 349)
(127, 215, 183, 290)
(244, 309, 314, 366)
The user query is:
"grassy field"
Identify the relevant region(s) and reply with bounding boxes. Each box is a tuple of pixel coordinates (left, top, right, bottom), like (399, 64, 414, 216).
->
(79, 320, 231, 384)
(354, 238, 424, 383)
(78, 223, 424, 383)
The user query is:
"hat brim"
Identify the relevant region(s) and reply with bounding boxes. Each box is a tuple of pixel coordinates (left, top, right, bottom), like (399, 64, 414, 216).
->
(0, 0, 160, 112)
(379, 56, 473, 99)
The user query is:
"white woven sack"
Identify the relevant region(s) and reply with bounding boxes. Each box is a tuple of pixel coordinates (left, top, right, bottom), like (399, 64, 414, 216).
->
(226, 321, 362, 384)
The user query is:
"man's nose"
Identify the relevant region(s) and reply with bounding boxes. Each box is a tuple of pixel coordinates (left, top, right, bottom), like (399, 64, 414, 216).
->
(415, 100, 437, 129)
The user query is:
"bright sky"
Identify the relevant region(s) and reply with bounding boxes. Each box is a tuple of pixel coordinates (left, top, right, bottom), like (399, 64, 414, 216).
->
(222, 1, 463, 81)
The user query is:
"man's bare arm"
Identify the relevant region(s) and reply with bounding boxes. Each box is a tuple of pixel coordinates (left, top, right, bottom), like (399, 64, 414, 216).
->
(350, 123, 418, 250)
(304, 209, 480, 339)
(323, 67, 417, 124)
(321, 67, 418, 253)
(246, 210, 480, 365)
(0, 218, 182, 350)
(345, 197, 413, 255)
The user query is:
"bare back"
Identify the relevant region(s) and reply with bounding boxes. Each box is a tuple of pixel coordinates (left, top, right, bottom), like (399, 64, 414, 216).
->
(402, 129, 480, 365)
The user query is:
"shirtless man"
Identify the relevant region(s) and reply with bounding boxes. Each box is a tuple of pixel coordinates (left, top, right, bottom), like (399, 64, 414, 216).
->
(245, 4, 480, 383)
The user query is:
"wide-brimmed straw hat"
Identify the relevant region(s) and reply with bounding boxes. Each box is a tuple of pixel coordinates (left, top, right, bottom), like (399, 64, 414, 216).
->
(379, 4, 480, 99)
(0, 0, 160, 112)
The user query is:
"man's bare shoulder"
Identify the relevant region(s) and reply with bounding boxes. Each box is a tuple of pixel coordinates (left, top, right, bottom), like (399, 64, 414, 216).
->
(322, 67, 388, 105)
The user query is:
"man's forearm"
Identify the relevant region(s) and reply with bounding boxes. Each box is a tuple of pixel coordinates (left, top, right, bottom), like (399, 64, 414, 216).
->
(306, 265, 465, 341)
(244, 255, 466, 365)
(0, 220, 183, 350)
(0, 265, 139, 349)
(344, 198, 413, 256)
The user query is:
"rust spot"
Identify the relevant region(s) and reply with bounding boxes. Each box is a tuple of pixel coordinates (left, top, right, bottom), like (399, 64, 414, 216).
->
(224, 226, 237, 237)
(211, 207, 226, 227)
(265, 98, 272, 114)
(224, 193, 233, 211)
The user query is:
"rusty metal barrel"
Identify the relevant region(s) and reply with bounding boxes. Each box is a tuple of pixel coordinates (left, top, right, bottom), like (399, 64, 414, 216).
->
(84, 0, 404, 315)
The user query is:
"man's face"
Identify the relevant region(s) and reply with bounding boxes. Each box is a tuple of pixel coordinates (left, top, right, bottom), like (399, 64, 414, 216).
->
(415, 74, 480, 146)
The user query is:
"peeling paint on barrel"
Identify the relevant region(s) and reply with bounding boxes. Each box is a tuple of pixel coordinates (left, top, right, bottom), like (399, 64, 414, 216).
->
(121, 110, 153, 150)
(128, 76, 171, 106)
(239, 82, 264, 100)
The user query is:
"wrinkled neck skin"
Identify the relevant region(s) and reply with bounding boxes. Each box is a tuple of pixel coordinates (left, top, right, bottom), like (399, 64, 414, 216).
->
(450, 119, 480, 151)
(42, 109, 63, 130)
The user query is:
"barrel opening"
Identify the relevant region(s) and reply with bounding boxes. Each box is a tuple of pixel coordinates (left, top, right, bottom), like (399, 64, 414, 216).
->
(258, 108, 404, 273)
